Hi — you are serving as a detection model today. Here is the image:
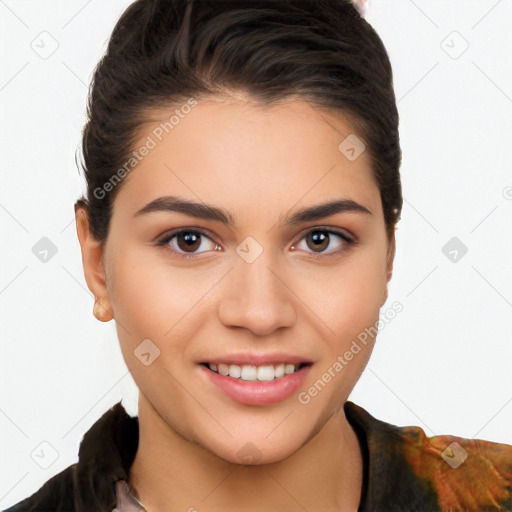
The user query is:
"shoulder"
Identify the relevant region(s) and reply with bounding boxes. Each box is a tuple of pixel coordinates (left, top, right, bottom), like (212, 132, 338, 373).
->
(399, 424, 512, 511)
(2, 464, 77, 512)
(3, 401, 134, 512)
(345, 401, 512, 511)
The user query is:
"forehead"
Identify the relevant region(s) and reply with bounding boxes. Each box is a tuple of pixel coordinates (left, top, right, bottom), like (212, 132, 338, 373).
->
(113, 97, 380, 220)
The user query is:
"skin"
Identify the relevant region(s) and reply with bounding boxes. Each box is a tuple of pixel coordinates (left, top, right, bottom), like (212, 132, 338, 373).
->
(76, 94, 395, 512)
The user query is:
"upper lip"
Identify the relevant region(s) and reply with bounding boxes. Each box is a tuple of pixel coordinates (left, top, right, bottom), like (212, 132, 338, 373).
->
(201, 353, 314, 366)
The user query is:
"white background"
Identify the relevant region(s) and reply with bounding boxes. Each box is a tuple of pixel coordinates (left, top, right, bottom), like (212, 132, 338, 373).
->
(1, 0, 511, 508)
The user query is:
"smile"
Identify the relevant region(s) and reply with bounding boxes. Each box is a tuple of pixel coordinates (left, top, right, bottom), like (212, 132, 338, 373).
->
(199, 361, 313, 406)
(204, 362, 309, 382)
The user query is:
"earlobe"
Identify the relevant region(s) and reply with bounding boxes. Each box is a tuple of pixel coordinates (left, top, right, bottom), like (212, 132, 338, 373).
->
(93, 296, 114, 322)
(75, 204, 113, 321)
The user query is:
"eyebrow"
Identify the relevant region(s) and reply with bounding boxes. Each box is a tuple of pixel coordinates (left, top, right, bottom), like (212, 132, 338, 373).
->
(133, 195, 372, 226)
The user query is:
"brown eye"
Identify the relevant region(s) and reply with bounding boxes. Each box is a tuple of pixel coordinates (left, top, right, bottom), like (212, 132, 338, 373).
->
(292, 228, 354, 256)
(176, 231, 202, 252)
(157, 229, 220, 258)
(306, 231, 329, 252)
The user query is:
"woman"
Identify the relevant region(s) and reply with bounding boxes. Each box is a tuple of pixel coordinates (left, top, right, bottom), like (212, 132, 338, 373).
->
(5, 0, 511, 511)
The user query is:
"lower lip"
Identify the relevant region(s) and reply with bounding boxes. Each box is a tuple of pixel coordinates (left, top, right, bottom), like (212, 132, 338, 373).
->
(199, 364, 312, 406)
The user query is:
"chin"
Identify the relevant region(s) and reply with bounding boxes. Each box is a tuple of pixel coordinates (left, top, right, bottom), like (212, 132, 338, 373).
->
(191, 419, 314, 467)
(215, 438, 302, 466)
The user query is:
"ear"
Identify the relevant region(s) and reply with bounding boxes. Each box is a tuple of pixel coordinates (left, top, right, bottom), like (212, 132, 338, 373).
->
(381, 231, 396, 306)
(75, 202, 113, 320)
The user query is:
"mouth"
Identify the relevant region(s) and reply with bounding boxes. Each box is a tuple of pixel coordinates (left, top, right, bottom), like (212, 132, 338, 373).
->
(200, 362, 312, 382)
(198, 359, 313, 406)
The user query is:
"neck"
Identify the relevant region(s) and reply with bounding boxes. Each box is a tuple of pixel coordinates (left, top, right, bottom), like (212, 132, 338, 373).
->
(128, 394, 363, 512)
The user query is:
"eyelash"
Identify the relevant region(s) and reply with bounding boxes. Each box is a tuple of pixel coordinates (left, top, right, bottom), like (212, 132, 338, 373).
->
(156, 227, 356, 260)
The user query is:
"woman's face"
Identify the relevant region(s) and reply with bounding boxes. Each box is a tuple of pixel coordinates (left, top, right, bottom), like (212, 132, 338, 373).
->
(82, 96, 394, 464)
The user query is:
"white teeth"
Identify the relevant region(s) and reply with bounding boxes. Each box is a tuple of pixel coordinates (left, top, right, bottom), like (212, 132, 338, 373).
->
(218, 363, 229, 376)
(207, 362, 303, 381)
(241, 365, 258, 381)
(228, 364, 241, 378)
(274, 363, 285, 378)
(257, 365, 274, 381)
(284, 364, 296, 375)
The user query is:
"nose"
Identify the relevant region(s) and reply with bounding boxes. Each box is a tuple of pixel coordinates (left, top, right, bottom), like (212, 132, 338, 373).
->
(217, 250, 297, 337)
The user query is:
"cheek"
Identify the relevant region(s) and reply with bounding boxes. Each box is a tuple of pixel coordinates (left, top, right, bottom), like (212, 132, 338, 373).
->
(107, 246, 220, 359)
(109, 245, 179, 331)
(301, 247, 388, 347)
(296, 251, 387, 414)
(109, 257, 170, 337)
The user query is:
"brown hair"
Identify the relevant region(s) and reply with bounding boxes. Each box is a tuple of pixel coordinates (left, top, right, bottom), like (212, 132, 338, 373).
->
(75, 0, 402, 244)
